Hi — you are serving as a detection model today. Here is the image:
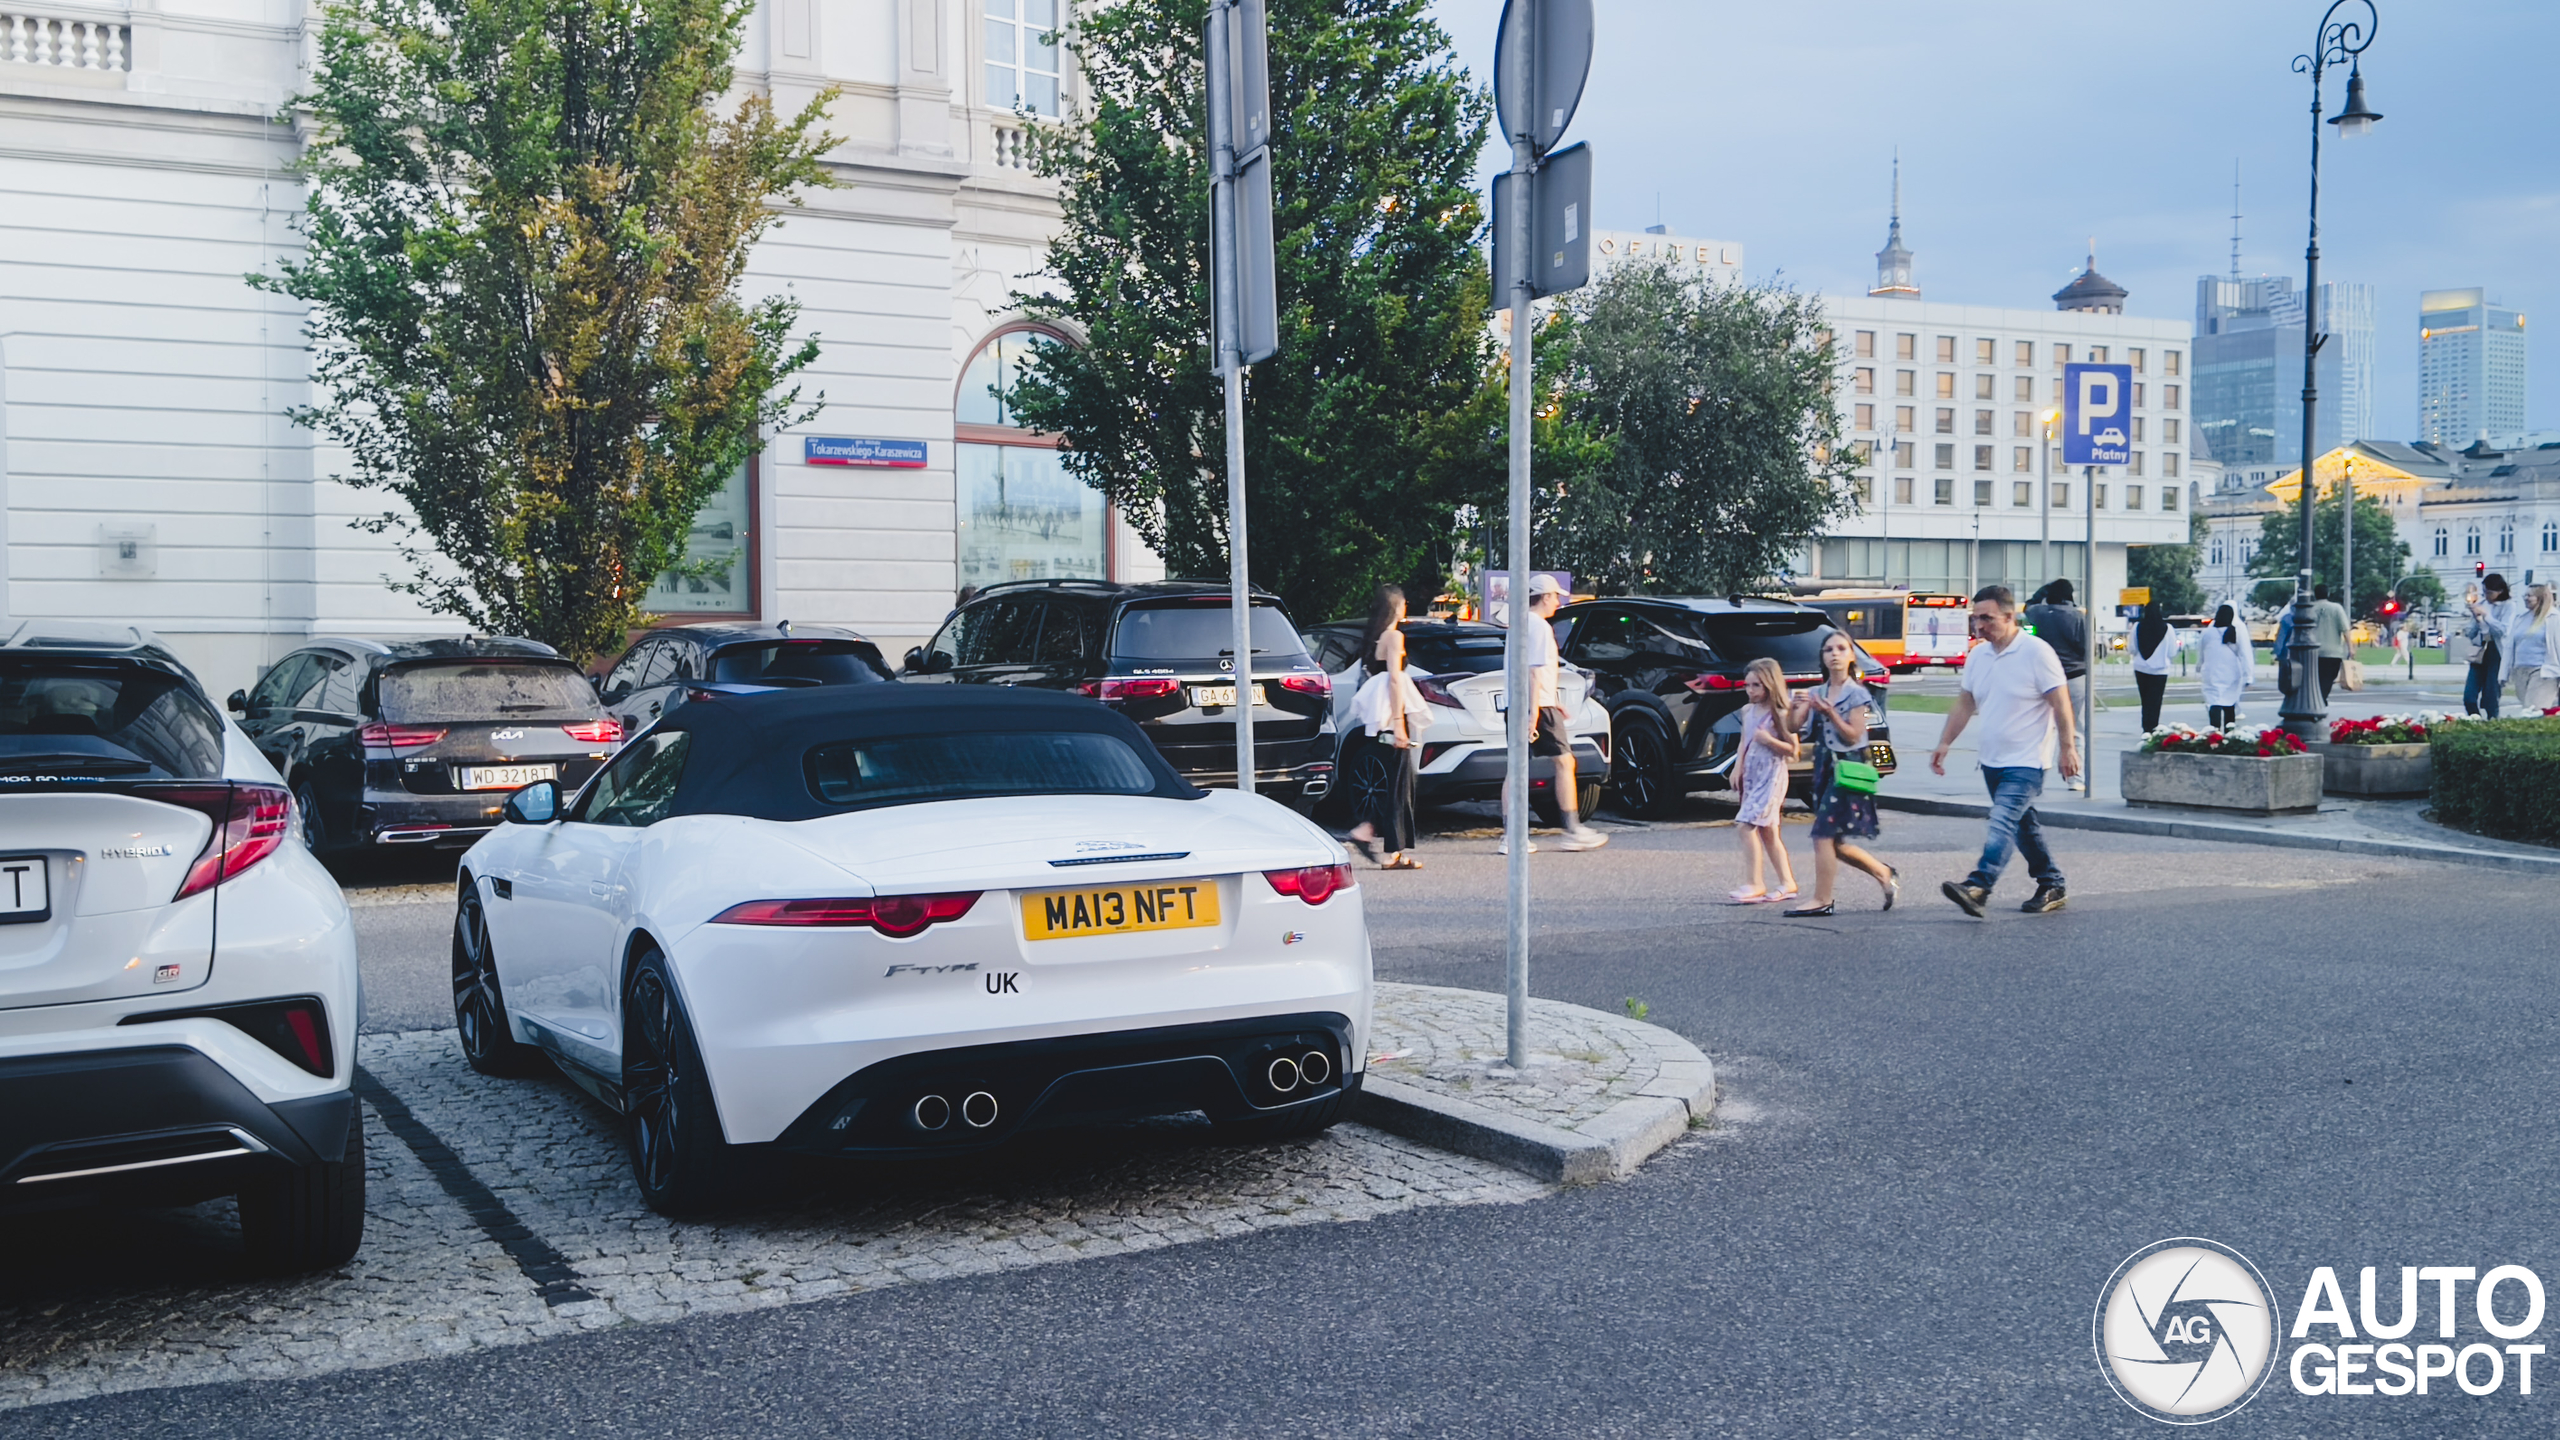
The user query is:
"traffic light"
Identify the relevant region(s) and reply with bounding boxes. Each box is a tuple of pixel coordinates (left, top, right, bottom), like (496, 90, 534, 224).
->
(2477, 560, 2488, 579)
(2379, 598, 2400, 618)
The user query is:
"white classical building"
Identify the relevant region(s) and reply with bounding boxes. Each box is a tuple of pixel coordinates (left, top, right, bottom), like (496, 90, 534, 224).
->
(0, 0, 1151, 692)
(1808, 192, 2200, 606)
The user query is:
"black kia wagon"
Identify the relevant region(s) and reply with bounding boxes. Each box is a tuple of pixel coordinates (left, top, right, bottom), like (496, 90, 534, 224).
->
(229, 637, 622, 854)
(901, 580, 1337, 808)
(1552, 596, 1897, 818)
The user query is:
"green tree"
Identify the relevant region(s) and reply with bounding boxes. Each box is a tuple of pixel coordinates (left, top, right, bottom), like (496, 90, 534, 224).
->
(1524, 260, 1855, 595)
(2247, 491, 2414, 620)
(2126, 509, 2210, 616)
(1009, 0, 1492, 624)
(259, 0, 835, 661)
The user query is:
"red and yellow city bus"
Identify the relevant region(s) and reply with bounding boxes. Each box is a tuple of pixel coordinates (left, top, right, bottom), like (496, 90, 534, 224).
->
(1796, 590, 1973, 671)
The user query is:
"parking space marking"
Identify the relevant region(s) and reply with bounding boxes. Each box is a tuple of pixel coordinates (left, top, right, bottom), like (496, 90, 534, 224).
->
(1, 1030, 1548, 1412)
(352, 1069, 595, 1307)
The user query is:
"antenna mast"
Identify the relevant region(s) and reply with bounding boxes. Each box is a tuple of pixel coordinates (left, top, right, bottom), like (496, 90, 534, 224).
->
(2229, 160, 2243, 281)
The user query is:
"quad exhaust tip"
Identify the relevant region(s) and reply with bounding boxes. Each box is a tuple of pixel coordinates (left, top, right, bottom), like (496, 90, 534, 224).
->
(961, 1090, 999, 1129)
(1299, 1049, 1332, 1087)
(912, 1094, 951, 1131)
(1266, 1056, 1301, 1092)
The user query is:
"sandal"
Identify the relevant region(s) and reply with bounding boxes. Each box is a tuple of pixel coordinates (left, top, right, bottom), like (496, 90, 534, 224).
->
(1348, 833, 1381, 865)
(1880, 864, 1900, 912)
(1382, 854, 1424, 871)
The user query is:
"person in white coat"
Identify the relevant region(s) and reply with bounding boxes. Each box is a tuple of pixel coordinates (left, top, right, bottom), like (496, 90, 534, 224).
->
(2509, 583, 2560, 715)
(2199, 603, 2250, 729)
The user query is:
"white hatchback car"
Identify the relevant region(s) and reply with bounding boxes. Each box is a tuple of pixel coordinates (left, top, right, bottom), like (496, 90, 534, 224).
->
(1302, 619, 1611, 821)
(0, 623, 363, 1270)
(454, 684, 1370, 1215)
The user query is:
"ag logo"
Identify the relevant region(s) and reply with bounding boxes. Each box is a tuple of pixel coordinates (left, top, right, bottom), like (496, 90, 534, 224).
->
(2096, 1238, 2281, 1424)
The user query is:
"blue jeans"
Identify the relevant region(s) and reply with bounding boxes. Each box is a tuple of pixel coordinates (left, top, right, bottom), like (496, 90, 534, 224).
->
(1968, 765, 2063, 892)
(2467, 659, 2503, 718)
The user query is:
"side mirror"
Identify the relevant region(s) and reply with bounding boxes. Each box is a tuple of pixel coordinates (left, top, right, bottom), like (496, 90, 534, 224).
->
(589, 673, 607, 696)
(227, 689, 249, 715)
(903, 646, 929, 673)
(503, 779, 560, 825)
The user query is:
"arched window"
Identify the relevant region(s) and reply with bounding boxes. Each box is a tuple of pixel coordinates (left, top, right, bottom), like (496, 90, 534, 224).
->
(2433, 527, 2449, 557)
(2208, 538, 2225, 566)
(954, 326, 1106, 589)
(2467, 526, 2482, 556)
(2500, 523, 2516, 554)
(2543, 522, 2557, 554)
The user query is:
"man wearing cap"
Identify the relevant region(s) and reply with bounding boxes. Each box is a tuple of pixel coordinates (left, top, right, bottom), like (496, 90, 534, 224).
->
(1503, 573, 1607, 853)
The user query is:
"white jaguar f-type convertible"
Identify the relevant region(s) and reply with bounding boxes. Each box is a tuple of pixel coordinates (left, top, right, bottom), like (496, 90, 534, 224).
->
(452, 684, 1370, 1214)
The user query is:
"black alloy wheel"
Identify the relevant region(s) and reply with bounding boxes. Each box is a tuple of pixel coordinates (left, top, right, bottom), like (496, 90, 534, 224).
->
(1608, 714, 1680, 819)
(293, 781, 330, 858)
(622, 947, 736, 1216)
(1336, 737, 1399, 824)
(452, 888, 546, 1076)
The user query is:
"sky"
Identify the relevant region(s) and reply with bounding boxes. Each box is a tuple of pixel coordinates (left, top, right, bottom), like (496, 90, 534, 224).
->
(1426, 0, 2560, 444)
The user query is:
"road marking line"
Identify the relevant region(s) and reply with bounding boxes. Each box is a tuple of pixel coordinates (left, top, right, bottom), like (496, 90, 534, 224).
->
(353, 1067, 596, 1307)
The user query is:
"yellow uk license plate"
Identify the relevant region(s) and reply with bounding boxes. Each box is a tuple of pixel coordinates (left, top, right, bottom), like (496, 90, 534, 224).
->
(1021, 879, 1222, 940)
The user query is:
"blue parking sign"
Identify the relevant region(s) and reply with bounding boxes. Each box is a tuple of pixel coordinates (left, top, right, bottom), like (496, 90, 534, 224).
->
(2062, 363, 2134, 466)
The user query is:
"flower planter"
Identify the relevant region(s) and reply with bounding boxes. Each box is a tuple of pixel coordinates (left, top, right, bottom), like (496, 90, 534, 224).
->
(2305, 741, 2431, 797)
(2120, 750, 2323, 815)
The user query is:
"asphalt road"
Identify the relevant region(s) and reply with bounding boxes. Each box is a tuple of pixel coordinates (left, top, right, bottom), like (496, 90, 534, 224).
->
(21, 809, 2560, 1436)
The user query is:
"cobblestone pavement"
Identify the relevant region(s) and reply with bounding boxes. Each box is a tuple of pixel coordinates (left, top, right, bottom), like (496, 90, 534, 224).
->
(1368, 981, 1694, 1132)
(0, 1029, 1547, 1412)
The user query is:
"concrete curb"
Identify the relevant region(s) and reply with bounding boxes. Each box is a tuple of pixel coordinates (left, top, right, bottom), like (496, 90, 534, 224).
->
(1351, 1005, 1716, 1186)
(1873, 793, 2560, 873)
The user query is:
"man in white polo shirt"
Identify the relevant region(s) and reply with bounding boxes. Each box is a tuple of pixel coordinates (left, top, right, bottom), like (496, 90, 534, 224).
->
(1928, 585, 2082, 916)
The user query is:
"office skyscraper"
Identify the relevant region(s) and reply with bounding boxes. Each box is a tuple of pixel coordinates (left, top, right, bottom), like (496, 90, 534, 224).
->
(2194, 276, 2377, 465)
(2418, 288, 2528, 446)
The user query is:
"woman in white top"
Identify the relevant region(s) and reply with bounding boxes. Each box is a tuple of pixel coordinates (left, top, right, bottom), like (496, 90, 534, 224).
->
(2130, 603, 2178, 733)
(2509, 583, 2560, 715)
(2198, 603, 2249, 729)
(1346, 585, 1425, 870)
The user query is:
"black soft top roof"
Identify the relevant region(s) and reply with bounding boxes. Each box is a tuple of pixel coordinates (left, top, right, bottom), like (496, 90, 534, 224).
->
(659, 684, 1203, 821)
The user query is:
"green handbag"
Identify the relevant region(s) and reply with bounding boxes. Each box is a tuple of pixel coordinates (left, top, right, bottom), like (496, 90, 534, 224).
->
(1831, 757, 1881, 794)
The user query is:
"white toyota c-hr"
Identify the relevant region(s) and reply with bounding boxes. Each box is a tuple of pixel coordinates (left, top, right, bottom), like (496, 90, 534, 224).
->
(0, 623, 364, 1270)
(455, 684, 1371, 1215)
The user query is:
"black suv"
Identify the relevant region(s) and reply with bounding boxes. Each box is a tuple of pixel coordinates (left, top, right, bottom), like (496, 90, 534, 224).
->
(229, 637, 622, 854)
(1553, 596, 1897, 818)
(901, 580, 1336, 807)
(596, 622, 893, 736)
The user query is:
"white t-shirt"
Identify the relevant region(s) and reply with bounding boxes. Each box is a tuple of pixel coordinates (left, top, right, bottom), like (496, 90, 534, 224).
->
(1524, 612, 1560, 711)
(1960, 629, 2068, 770)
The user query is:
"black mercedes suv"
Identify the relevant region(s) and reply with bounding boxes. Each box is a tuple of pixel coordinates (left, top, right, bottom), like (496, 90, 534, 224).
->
(901, 580, 1337, 808)
(595, 622, 894, 737)
(1552, 596, 1897, 818)
(229, 637, 623, 854)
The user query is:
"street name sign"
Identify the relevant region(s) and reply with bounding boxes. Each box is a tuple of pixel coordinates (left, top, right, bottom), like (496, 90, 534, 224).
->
(805, 436, 927, 468)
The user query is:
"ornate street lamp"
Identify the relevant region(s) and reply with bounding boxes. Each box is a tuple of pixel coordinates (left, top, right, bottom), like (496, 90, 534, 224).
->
(2279, 0, 2382, 740)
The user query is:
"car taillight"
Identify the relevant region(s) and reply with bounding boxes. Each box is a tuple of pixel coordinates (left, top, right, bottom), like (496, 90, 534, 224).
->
(1866, 670, 1891, 686)
(1278, 673, 1330, 696)
(1264, 864, 1355, 905)
(562, 718, 624, 743)
(1078, 677, 1182, 701)
(1414, 675, 1465, 708)
(147, 782, 293, 901)
(710, 892, 982, 938)
(359, 723, 447, 750)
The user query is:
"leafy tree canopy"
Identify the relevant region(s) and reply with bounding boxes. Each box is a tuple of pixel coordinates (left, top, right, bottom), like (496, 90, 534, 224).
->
(2127, 510, 2210, 616)
(260, 0, 835, 660)
(2247, 491, 2416, 621)
(1523, 260, 1855, 595)
(1009, 0, 1493, 625)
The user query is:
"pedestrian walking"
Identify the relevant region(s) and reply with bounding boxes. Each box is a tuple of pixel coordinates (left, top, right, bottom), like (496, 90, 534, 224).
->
(1345, 584, 1425, 870)
(1783, 630, 1896, 917)
(1929, 585, 2080, 917)
(2199, 603, 2250, 729)
(2311, 584, 2352, 704)
(2508, 582, 2560, 715)
(2274, 603, 2300, 707)
(2023, 580, 2090, 791)
(2131, 602, 2176, 733)
(1727, 656, 1799, 904)
(2464, 576, 2515, 718)
(1499, 573, 1606, 854)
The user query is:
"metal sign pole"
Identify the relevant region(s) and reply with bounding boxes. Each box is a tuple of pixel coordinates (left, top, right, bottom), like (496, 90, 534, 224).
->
(1208, 1, 1253, 794)
(1500, 65, 1534, 1076)
(2084, 463, 2097, 796)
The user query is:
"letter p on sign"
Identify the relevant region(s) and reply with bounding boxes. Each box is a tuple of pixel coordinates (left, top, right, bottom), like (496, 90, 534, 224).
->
(2077, 372, 2117, 434)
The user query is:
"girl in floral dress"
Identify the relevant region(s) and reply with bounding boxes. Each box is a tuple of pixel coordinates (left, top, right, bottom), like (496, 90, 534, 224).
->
(1728, 657, 1799, 903)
